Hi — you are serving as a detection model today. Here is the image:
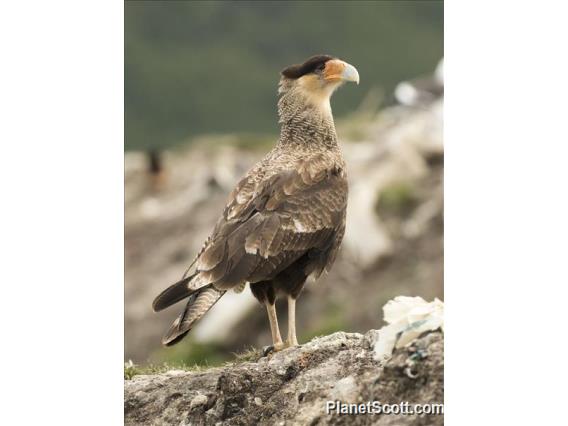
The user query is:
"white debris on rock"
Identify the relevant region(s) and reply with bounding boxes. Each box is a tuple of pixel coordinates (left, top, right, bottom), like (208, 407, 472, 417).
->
(331, 375, 358, 403)
(373, 296, 444, 362)
(189, 394, 209, 409)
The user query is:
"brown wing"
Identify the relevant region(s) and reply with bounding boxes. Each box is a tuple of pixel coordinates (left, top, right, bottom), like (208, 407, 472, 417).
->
(196, 159, 347, 291)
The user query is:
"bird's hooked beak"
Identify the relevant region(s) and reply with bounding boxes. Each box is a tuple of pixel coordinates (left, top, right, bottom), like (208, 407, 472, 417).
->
(323, 59, 360, 85)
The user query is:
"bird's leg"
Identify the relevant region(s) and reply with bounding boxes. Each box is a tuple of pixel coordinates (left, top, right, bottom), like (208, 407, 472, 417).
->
(286, 296, 299, 347)
(265, 302, 285, 351)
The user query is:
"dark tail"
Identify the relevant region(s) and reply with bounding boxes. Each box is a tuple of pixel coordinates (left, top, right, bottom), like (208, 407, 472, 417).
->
(152, 275, 195, 312)
(161, 286, 225, 346)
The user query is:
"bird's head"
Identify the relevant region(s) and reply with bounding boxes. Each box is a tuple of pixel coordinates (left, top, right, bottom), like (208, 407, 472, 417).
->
(279, 55, 359, 113)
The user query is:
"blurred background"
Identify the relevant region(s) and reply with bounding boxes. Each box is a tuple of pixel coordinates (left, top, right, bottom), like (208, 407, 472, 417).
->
(125, 0, 443, 366)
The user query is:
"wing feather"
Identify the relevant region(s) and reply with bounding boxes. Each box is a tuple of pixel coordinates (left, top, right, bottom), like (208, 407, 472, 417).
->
(192, 157, 347, 290)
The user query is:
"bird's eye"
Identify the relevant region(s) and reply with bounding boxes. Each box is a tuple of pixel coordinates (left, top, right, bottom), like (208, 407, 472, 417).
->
(316, 63, 326, 72)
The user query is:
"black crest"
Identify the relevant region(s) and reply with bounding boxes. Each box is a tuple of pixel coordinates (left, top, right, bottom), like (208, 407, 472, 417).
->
(281, 55, 335, 79)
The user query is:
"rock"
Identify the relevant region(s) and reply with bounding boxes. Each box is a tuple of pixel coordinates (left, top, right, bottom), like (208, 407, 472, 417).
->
(125, 330, 443, 425)
(190, 394, 209, 410)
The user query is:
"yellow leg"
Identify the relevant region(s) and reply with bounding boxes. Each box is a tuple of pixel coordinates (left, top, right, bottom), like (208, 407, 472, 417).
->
(287, 296, 299, 347)
(266, 302, 285, 350)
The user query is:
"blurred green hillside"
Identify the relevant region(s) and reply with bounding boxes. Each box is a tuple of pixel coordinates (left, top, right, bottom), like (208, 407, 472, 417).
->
(125, 1, 443, 151)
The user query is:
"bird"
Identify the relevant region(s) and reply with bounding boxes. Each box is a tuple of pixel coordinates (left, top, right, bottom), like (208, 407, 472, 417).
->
(146, 148, 167, 191)
(152, 55, 359, 352)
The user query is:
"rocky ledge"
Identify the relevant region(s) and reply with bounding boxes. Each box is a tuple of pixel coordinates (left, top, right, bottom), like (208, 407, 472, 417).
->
(125, 330, 443, 425)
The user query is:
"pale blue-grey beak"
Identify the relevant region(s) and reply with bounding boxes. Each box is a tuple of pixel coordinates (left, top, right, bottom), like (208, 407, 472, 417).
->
(341, 62, 360, 85)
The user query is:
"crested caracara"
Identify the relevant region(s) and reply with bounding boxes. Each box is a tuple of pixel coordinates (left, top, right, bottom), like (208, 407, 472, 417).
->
(146, 149, 167, 191)
(153, 55, 359, 351)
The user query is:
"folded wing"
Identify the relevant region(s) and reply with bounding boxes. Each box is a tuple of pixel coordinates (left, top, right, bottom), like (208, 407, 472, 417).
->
(196, 158, 348, 290)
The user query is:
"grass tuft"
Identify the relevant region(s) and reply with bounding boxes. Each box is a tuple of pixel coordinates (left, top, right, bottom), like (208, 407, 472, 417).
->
(230, 346, 263, 364)
(124, 360, 208, 380)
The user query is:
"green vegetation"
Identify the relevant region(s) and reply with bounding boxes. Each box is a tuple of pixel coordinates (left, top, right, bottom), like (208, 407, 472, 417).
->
(126, 1, 443, 151)
(125, 345, 263, 380)
(231, 346, 263, 363)
(300, 302, 347, 342)
(376, 181, 419, 217)
(146, 338, 264, 372)
(124, 360, 204, 380)
(153, 338, 229, 368)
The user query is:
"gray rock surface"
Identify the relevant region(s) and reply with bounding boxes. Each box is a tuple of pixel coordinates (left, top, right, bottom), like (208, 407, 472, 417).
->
(125, 331, 443, 425)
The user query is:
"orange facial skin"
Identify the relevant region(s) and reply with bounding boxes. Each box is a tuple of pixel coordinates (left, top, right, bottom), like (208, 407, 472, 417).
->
(323, 59, 347, 82)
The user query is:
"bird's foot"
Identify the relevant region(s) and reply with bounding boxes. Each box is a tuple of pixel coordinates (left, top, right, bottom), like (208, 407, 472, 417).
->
(286, 337, 299, 348)
(261, 345, 273, 357)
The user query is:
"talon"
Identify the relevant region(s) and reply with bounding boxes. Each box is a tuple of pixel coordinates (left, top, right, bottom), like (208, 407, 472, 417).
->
(273, 342, 286, 352)
(285, 339, 300, 348)
(262, 345, 275, 357)
(262, 342, 286, 356)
